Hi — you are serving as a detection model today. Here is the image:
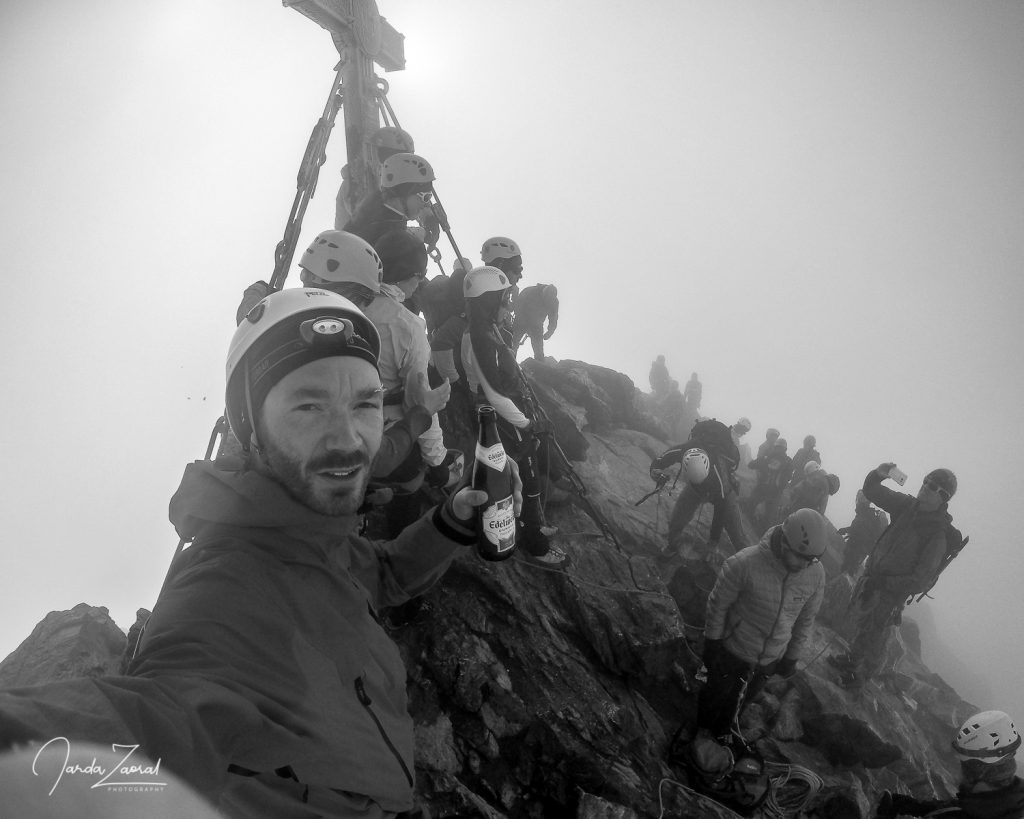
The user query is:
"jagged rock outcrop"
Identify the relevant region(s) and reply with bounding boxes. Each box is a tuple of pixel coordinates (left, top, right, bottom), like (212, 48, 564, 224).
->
(0, 604, 128, 688)
(0, 359, 978, 818)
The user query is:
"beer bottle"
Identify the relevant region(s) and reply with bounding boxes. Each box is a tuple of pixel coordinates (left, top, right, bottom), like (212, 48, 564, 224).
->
(472, 405, 517, 561)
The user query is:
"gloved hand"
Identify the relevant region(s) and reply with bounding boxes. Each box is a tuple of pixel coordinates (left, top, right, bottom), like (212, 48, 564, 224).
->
(775, 657, 798, 678)
(875, 462, 896, 479)
(650, 466, 666, 482)
(236, 280, 270, 325)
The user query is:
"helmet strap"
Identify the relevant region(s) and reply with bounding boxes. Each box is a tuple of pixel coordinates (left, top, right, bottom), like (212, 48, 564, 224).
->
(243, 365, 260, 454)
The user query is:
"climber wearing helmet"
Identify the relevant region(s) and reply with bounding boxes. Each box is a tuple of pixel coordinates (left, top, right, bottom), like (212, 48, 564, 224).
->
(343, 152, 437, 246)
(335, 125, 416, 227)
(479, 236, 525, 342)
(461, 266, 567, 567)
(652, 418, 749, 563)
(876, 710, 1024, 818)
(695, 508, 828, 739)
(829, 462, 959, 688)
(745, 436, 793, 532)
(0, 288, 520, 817)
(789, 435, 822, 488)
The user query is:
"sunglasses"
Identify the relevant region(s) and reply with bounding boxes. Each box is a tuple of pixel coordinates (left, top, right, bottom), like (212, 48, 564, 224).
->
(782, 533, 819, 565)
(923, 479, 951, 501)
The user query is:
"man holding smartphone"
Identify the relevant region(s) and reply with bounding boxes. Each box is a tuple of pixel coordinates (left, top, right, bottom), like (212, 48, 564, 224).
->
(829, 462, 958, 688)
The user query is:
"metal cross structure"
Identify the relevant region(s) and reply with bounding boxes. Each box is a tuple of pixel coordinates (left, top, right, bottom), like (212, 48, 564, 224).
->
(283, 0, 406, 208)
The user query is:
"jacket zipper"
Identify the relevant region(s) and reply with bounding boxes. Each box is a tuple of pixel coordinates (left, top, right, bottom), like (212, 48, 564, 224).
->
(354, 676, 414, 788)
(759, 573, 791, 666)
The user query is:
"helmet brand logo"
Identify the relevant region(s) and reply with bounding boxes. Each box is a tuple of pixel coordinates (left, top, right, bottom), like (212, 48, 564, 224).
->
(246, 303, 266, 324)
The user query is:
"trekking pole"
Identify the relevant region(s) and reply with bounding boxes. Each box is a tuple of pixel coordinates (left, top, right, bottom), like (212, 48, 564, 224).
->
(269, 63, 346, 292)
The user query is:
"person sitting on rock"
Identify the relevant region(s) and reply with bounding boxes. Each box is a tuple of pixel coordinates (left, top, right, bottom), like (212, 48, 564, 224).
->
(652, 417, 748, 563)
(828, 463, 958, 688)
(837, 490, 889, 575)
(875, 710, 1024, 818)
(695, 509, 827, 740)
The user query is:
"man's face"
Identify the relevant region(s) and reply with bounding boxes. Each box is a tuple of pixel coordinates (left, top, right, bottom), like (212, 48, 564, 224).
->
(255, 357, 383, 516)
(399, 189, 431, 220)
(916, 478, 949, 512)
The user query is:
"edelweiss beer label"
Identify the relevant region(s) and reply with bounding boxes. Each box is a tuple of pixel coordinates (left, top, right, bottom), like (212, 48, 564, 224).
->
(481, 496, 515, 551)
(475, 441, 507, 472)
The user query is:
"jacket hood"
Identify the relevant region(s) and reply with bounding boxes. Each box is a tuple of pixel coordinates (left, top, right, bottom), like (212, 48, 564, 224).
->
(380, 282, 406, 303)
(169, 460, 359, 544)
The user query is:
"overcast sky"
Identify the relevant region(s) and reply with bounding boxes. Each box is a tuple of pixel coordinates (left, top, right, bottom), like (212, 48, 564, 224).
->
(2, 1, 1022, 722)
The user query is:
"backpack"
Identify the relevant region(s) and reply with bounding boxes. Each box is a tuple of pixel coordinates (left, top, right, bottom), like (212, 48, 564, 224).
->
(910, 522, 968, 603)
(689, 419, 739, 469)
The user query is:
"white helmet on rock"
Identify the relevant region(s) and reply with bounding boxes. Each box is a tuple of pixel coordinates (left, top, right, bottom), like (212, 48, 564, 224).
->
(481, 236, 522, 264)
(954, 711, 1022, 762)
(299, 230, 383, 291)
(463, 266, 512, 299)
(681, 448, 711, 484)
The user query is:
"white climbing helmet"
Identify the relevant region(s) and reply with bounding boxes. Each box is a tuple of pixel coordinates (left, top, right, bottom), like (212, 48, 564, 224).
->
(804, 460, 821, 476)
(380, 152, 435, 189)
(463, 266, 512, 299)
(953, 711, 1022, 762)
(681, 448, 711, 484)
(480, 236, 522, 264)
(369, 126, 414, 153)
(299, 230, 383, 291)
(226, 288, 381, 451)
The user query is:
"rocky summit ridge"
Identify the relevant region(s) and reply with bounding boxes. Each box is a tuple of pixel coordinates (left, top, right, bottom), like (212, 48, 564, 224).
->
(0, 358, 976, 818)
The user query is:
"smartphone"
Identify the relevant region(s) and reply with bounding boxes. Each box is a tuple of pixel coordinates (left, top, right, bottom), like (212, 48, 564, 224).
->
(887, 466, 907, 486)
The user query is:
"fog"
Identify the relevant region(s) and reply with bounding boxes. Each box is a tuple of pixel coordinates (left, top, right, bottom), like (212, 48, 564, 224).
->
(2, 0, 1022, 738)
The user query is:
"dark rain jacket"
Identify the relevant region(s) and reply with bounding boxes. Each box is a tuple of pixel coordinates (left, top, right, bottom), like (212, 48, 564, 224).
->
(0, 462, 475, 817)
(748, 448, 793, 495)
(512, 284, 558, 334)
(704, 528, 825, 667)
(885, 778, 1024, 818)
(789, 446, 822, 482)
(862, 469, 951, 597)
